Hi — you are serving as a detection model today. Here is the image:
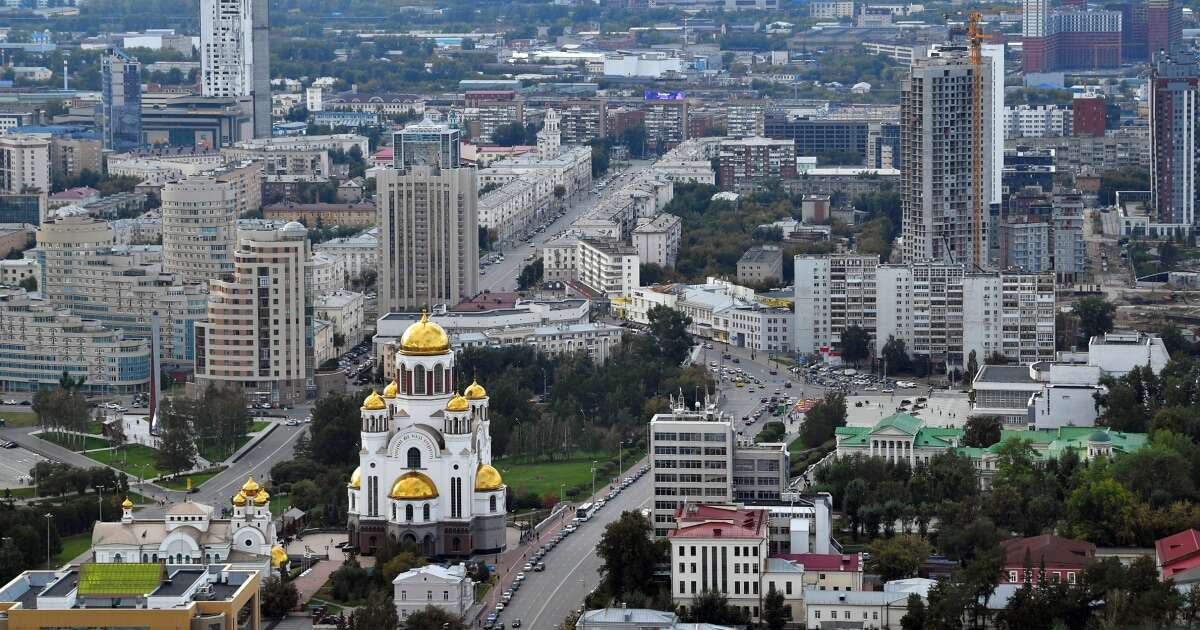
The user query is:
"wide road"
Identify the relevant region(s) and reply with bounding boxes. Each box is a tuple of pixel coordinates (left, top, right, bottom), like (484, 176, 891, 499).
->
(494, 464, 652, 629)
(479, 160, 656, 293)
(700, 342, 826, 443)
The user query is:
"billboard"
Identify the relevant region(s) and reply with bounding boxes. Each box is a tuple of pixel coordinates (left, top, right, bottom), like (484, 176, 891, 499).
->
(644, 90, 686, 100)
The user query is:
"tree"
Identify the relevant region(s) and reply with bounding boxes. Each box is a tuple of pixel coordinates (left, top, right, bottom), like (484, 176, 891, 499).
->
(755, 421, 786, 443)
(799, 393, 847, 448)
(839, 325, 871, 366)
(0, 537, 23, 586)
(963, 416, 1002, 448)
(647, 305, 693, 366)
(681, 590, 750, 625)
(901, 593, 927, 630)
(762, 585, 787, 630)
(966, 350, 979, 382)
(517, 258, 543, 290)
(1074, 297, 1115, 342)
(260, 575, 300, 618)
(347, 589, 401, 630)
(866, 534, 931, 582)
(17, 275, 35, 291)
(155, 398, 197, 476)
(1065, 476, 1138, 545)
(596, 511, 667, 602)
(403, 605, 465, 630)
(881, 335, 911, 375)
(490, 122, 527, 147)
(308, 393, 363, 467)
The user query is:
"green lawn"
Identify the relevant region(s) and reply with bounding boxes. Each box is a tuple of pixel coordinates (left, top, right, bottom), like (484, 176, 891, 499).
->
(158, 467, 227, 491)
(269, 494, 291, 516)
(199, 433, 254, 463)
(53, 533, 93, 566)
(86, 444, 167, 480)
(37, 431, 112, 452)
(1, 486, 35, 498)
(0, 411, 40, 428)
(251, 420, 271, 433)
(494, 448, 645, 500)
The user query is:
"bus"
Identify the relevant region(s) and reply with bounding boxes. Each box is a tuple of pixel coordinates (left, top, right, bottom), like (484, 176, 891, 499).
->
(575, 502, 596, 522)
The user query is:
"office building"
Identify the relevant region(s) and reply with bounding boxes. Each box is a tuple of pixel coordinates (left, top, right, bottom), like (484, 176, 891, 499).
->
(1148, 0, 1182, 58)
(901, 45, 993, 266)
(718, 137, 797, 192)
(650, 399, 788, 538)
(0, 193, 45, 225)
(0, 287, 150, 394)
(161, 175, 237, 283)
(394, 118, 462, 170)
(465, 91, 524, 145)
(377, 165, 479, 311)
(316, 229, 377, 278)
(764, 116, 869, 163)
(200, 0, 269, 138)
(1151, 52, 1200, 227)
(194, 222, 313, 403)
(140, 95, 249, 148)
(1122, 1, 1149, 62)
(1023, 0, 1124, 72)
(100, 48, 142, 152)
(0, 134, 50, 195)
(0, 563, 261, 630)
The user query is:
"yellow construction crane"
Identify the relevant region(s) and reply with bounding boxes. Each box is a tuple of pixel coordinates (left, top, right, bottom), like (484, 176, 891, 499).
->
(967, 11, 992, 271)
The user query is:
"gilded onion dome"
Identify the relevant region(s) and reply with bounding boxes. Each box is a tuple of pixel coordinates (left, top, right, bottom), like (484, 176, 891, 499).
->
(400, 311, 450, 356)
(121, 497, 133, 509)
(464, 380, 487, 400)
(362, 390, 387, 411)
(241, 476, 261, 496)
(348, 466, 362, 489)
(446, 394, 470, 412)
(271, 545, 289, 568)
(389, 472, 439, 500)
(232, 492, 247, 506)
(475, 464, 503, 491)
(383, 378, 399, 398)
(254, 489, 271, 506)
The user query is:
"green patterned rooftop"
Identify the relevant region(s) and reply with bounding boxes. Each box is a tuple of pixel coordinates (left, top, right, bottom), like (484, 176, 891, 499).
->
(78, 563, 162, 596)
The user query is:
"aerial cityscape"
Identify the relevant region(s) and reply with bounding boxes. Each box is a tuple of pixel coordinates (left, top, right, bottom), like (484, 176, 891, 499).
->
(0, 0, 1199, 628)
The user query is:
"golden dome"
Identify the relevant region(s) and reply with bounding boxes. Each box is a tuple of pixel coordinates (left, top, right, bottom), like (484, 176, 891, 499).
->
(255, 490, 271, 506)
(383, 379, 399, 398)
(446, 394, 470, 412)
(232, 492, 247, 506)
(271, 545, 289, 568)
(388, 472, 439, 500)
(475, 464, 503, 491)
(362, 390, 386, 411)
(348, 466, 361, 489)
(121, 497, 133, 509)
(465, 380, 487, 400)
(400, 312, 449, 356)
(241, 476, 261, 496)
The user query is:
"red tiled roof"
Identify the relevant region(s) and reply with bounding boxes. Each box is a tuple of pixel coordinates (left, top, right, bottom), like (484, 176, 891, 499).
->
(373, 148, 394, 159)
(1157, 529, 1200, 567)
(772, 553, 861, 572)
(1000, 534, 1095, 568)
(669, 504, 767, 539)
(50, 186, 99, 200)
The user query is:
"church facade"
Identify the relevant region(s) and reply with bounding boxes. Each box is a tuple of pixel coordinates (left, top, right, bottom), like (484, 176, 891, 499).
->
(348, 313, 507, 557)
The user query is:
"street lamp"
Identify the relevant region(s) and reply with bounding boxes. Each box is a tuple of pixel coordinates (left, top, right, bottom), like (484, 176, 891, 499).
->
(43, 513, 53, 567)
(559, 483, 566, 510)
(590, 460, 597, 499)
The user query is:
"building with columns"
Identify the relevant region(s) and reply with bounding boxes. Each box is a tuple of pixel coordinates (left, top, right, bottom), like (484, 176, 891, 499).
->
(347, 313, 507, 557)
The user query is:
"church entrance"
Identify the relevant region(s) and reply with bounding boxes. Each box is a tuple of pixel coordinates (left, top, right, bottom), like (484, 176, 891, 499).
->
(422, 534, 435, 557)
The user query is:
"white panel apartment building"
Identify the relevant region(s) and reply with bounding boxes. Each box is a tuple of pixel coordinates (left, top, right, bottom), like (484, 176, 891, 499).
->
(577, 238, 640, 298)
(796, 255, 1055, 369)
(632, 213, 682, 268)
(161, 175, 237, 284)
(1003, 105, 1072, 139)
(0, 134, 50, 195)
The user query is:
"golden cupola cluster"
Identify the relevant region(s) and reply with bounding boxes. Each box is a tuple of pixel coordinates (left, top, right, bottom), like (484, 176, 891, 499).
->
(232, 475, 267, 507)
(446, 393, 470, 412)
(389, 472, 439, 500)
(464, 380, 487, 400)
(400, 311, 450, 356)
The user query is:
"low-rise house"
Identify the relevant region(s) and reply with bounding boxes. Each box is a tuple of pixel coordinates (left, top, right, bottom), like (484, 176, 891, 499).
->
(1156, 529, 1200, 580)
(393, 564, 474, 621)
(1000, 534, 1095, 585)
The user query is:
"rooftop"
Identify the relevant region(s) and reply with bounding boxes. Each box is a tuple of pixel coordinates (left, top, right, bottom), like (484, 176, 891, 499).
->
(580, 237, 637, 256)
(670, 504, 768, 539)
(772, 552, 861, 572)
(804, 589, 909, 606)
(451, 292, 520, 312)
(974, 365, 1037, 384)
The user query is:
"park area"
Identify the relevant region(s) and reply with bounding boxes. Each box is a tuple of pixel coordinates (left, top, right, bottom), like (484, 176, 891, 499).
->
(493, 447, 645, 504)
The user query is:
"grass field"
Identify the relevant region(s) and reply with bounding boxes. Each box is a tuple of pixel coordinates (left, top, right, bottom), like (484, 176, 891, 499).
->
(494, 447, 646, 500)
(269, 494, 291, 516)
(37, 431, 112, 452)
(199, 433, 254, 463)
(158, 467, 227, 491)
(1, 486, 35, 498)
(87, 444, 167, 480)
(251, 420, 271, 433)
(0, 411, 40, 428)
(53, 533, 93, 566)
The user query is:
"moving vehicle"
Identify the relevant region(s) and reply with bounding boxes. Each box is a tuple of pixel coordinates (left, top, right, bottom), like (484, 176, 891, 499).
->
(575, 502, 597, 522)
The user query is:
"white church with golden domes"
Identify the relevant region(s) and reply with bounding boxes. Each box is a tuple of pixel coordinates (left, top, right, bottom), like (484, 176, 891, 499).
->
(347, 313, 507, 557)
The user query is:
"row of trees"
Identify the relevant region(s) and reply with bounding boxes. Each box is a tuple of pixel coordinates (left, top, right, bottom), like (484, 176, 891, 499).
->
(155, 384, 253, 474)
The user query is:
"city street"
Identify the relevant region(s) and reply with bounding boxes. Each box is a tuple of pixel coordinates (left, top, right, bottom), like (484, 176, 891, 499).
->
(490, 464, 651, 629)
(479, 160, 654, 293)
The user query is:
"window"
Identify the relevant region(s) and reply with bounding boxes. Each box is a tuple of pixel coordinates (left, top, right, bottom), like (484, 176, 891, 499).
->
(443, 590, 449, 600)
(490, 495, 497, 513)
(1068, 572, 1076, 584)
(423, 504, 431, 521)
(407, 447, 421, 469)
(401, 591, 406, 600)
(1008, 571, 1018, 583)
(405, 505, 413, 521)
(815, 611, 821, 620)
(427, 591, 432, 600)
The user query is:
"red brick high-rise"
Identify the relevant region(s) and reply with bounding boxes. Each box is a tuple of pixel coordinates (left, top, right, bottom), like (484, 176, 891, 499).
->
(1148, 0, 1182, 57)
(1072, 95, 1106, 137)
